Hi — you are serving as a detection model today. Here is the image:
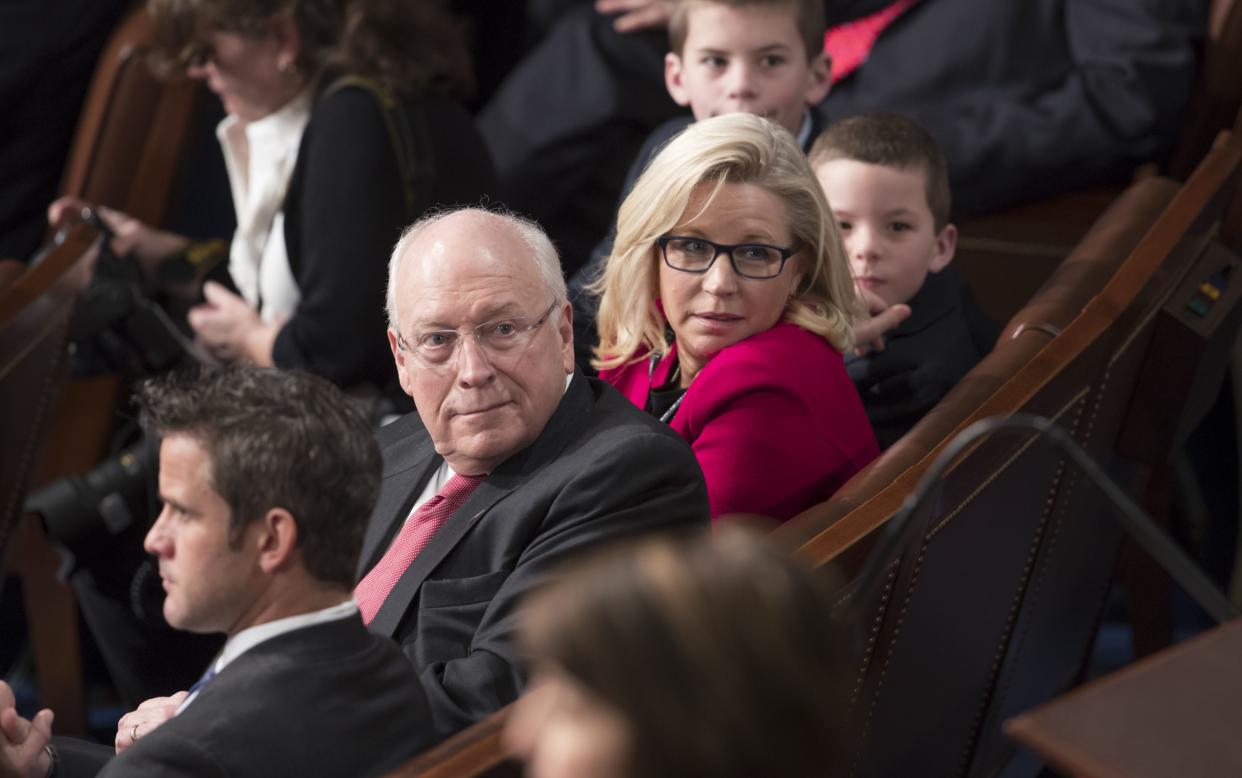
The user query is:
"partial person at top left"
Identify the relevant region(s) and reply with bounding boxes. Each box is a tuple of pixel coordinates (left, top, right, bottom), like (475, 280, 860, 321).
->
(48, 0, 498, 398)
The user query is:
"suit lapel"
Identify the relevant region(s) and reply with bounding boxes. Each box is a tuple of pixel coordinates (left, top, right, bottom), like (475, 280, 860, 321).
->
(368, 372, 595, 637)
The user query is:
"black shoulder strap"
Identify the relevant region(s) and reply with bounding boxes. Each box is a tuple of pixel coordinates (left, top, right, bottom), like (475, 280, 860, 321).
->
(319, 75, 433, 220)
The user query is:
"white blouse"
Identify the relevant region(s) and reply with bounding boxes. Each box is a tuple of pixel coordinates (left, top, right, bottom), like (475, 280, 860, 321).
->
(216, 89, 313, 323)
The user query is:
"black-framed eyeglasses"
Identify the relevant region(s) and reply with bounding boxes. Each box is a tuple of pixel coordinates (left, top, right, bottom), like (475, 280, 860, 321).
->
(657, 235, 799, 280)
(396, 303, 558, 369)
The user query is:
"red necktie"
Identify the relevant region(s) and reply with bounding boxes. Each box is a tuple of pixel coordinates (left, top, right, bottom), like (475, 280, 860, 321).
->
(355, 473, 484, 625)
(823, 0, 919, 83)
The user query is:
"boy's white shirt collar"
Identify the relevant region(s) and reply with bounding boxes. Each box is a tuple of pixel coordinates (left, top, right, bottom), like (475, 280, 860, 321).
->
(796, 110, 813, 149)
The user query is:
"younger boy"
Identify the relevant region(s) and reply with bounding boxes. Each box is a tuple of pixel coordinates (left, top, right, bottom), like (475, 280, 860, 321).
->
(810, 112, 998, 448)
(570, 0, 833, 368)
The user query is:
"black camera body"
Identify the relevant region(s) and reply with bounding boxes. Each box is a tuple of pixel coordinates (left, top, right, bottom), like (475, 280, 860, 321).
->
(69, 226, 203, 377)
(26, 439, 159, 580)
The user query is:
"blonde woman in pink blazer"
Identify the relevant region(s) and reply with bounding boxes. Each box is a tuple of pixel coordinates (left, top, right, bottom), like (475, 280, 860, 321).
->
(594, 114, 879, 521)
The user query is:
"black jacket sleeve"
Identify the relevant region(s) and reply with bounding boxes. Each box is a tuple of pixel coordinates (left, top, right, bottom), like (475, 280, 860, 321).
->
(827, 0, 1205, 215)
(271, 86, 407, 390)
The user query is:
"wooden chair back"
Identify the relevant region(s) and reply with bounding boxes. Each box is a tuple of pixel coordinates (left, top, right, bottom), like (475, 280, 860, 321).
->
(813, 132, 1242, 778)
(59, 7, 202, 227)
(1167, 0, 1242, 180)
(779, 175, 1181, 572)
(0, 226, 100, 556)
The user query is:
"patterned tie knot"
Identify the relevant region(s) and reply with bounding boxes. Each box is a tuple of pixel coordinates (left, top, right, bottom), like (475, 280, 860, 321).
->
(354, 471, 486, 625)
(439, 473, 485, 505)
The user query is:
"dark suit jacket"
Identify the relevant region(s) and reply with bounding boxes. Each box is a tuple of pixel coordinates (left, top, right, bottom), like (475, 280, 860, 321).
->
(359, 371, 709, 739)
(845, 266, 999, 449)
(479, 3, 678, 268)
(480, 0, 1202, 260)
(819, 0, 1205, 215)
(56, 615, 433, 778)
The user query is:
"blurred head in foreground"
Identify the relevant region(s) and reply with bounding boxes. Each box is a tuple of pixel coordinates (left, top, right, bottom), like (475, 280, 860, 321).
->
(504, 524, 843, 778)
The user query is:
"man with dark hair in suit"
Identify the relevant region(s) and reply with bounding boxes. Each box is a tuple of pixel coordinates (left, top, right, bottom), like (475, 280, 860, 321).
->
(0, 367, 435, 777)
(359, 206, 709, 739)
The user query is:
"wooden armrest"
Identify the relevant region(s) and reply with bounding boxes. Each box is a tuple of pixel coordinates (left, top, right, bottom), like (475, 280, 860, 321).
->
(384, 708, 516, 778)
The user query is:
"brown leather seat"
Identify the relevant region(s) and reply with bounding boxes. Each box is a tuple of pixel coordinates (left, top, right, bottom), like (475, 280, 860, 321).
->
(9, 8, 205, 739)
(0, 226, 101, 736)
(0, 227, 100, 552)
(779, 175, 1182, 568)
(59, 7, 203, 227)
(806, 131, 1242, 778)
(1167, 0, 1242, 180)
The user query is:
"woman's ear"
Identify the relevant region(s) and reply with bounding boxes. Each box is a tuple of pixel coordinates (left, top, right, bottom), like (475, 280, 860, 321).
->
(789, 269, 806, 299)
(270, 13, 302, 73)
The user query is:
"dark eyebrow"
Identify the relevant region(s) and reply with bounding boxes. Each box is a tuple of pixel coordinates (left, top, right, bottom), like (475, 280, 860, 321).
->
(159, 494, 193, 514)
(670, 230, 785, 245)
(752, 43, 794, 55)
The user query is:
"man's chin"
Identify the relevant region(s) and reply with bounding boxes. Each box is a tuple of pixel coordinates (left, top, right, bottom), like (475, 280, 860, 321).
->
(440, 428, 538, 475)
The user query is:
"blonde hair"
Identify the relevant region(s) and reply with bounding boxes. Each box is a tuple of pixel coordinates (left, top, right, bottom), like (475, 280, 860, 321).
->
(592, 113, 858, 371)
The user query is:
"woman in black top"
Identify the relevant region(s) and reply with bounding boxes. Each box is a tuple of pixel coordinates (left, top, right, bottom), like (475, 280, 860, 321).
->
(50, 0, 496, 393)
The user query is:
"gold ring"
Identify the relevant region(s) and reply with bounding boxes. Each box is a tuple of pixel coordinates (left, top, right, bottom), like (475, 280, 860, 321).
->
(131, 723, 140, 742)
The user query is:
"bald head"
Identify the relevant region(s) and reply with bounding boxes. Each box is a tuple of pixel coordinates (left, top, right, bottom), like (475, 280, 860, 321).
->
(386, 208, 566, 333)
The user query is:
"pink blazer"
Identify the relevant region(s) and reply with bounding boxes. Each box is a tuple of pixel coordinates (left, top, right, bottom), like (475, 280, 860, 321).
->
(602, 322, 879, 521)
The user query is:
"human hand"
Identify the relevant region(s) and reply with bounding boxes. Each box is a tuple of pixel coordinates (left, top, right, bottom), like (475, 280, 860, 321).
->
(0, 681, 53, 778)
(47, 196, 190, 275)
(188, 281, 281, 366)
(852, 287, 910, 356)
(114, 691, 188, 754)
(595, 0, 674, 32)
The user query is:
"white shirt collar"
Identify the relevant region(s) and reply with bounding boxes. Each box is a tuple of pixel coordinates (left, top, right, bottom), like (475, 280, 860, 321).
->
(795, 110, 814, 149)
(216, 88, 313, 320)
(213, 599, 357, 673)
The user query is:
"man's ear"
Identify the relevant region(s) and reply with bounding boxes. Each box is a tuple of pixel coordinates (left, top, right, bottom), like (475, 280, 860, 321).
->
(804, 52, 832, 107)
(665, 52, 692, 107)
(929, 223, 957, 273)
(388, 328, 415, 399)
(257, 508, 299, 574)
(557, 302, 575, 374)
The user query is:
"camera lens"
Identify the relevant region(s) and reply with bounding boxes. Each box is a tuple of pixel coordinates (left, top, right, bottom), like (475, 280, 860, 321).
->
(26, 439, 158, 576)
